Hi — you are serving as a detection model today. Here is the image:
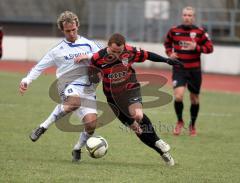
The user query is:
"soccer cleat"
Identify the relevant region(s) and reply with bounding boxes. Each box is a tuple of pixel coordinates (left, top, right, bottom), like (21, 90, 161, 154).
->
(189, 125, 197, 136)
(161, 152, 175, 166)
(72, 149, 81, 162)
(173, 121, 184, 135)
(29, 126, 46, 142)
(155, 139, 170, 153)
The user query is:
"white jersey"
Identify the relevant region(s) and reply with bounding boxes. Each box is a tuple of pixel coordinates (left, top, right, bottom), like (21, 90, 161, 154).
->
(24, 35, 101, 85)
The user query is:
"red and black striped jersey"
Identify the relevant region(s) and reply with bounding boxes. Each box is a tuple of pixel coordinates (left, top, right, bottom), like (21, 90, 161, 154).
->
(164, 24, 213, 69)
(90, 45, 148, 97)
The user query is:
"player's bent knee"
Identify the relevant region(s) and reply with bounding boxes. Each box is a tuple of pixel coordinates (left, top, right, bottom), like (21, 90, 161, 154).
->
(174, 95, 184, 101)
(84, 121, 96, 134)
(85, 124, 96, 134)
(133, 113, 143, 122)
(130, 109, 143, 122)
(130, 121, 142, 135)
(190, 94, 199, 104)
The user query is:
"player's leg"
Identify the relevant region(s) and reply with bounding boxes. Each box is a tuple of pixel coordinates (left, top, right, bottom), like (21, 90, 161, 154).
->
(128, 102, 143, 134)
(174, 86, 185, 121)
(188, 93, 199, 136)
(30, 85, 81, 142)
(72, 113, 97, 162)
(173, 86, 185, 135)
(108, 95, 174, 165)
(72, 93, 97, 162)
(187, 70, 202, 136)
(128, 102, 174, 165)
(29, 104, 65, 141)
(140, 114, 174, 166)
(120, 88, 174, 165)
(172, 70, 187, 135)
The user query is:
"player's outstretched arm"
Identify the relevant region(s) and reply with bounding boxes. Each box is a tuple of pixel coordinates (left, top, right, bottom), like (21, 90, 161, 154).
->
(165, 58, 183, 67)
(147, 51, 183, 67)
(19, 52, 56, 95)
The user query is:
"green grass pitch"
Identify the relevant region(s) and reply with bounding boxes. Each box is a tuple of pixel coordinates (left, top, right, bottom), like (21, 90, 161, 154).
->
(0, 71, 239, 183)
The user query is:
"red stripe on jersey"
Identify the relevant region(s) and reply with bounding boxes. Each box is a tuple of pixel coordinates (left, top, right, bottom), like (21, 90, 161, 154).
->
(177, 53, 201, 60)
(184, 62, 200, 68)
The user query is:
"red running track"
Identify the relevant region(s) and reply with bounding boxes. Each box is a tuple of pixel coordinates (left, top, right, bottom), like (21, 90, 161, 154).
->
(1, 60, 240, 94)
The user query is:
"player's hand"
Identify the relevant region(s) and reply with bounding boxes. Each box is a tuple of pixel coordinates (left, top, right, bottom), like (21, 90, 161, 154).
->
(89, 71, 102, 84)
(19, 78, 31, 95)
(166, 58, 184, 68)
(74, 54, 89, 63)
(19, 82, 28, 95)
(169, 52, 179, 59)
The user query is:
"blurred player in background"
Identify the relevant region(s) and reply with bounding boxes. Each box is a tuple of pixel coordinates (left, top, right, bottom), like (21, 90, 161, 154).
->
(164, 6, 213, 136)
(0, 26, 3, 59)
(85, 33, 183, 166)
(19, 11, 101, 162)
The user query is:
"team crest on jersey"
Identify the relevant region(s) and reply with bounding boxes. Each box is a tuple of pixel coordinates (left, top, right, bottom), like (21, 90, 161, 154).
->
(122, 58, 129, 66)
(119, 51, 133, 66)
(190, 32, 197, 39)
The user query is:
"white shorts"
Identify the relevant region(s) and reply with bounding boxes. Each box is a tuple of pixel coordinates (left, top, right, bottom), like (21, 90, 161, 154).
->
(61, 84, 97, 120)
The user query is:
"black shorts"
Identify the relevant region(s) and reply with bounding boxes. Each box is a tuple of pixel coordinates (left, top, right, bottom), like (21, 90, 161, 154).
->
(106, 86, 142, 126)
(172, 69, 202, 94)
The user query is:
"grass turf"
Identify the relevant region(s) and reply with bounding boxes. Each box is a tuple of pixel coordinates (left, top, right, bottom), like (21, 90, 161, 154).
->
(0, 71, 239, 183)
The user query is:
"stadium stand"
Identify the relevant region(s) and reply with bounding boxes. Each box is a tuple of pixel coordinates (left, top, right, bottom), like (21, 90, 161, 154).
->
(0, 0, 239, 43)
(0, 0, 87, 36)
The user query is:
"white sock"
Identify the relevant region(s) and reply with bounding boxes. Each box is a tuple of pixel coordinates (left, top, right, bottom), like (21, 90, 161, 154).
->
(73, 131, 93, 150)
(40, 104, 66, 129)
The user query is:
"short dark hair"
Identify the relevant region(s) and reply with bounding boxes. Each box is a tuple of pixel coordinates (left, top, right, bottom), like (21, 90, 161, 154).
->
(108, 33, 126, 46)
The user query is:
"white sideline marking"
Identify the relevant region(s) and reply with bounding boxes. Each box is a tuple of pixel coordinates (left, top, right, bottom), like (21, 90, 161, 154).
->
(0, 103, 18, 107)
(199, 112, 232, 117)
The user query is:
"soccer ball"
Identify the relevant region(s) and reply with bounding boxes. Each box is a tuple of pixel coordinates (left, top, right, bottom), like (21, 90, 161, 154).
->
(86, 136, 108, 158)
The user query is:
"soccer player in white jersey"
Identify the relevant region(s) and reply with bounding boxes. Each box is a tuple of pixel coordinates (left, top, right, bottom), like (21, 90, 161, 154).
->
(19, 11, 101, 162)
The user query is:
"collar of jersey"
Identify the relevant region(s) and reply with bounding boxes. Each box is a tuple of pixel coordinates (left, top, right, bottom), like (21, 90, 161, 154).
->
(63, 36, 92, 50)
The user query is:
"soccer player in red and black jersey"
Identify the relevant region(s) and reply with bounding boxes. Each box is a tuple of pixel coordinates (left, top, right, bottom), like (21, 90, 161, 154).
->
(164, 6, 214, 136)
(87, 33, 183, 166)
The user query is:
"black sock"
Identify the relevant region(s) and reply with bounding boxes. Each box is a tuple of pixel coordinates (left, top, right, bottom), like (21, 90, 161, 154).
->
(136, 114, 164, 155)
(190, 104, 199, 126)
(174, 100, 184, 122)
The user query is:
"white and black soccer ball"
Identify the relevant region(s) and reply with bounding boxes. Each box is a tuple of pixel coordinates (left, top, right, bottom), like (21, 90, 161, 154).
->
(86, 136, 108, 158)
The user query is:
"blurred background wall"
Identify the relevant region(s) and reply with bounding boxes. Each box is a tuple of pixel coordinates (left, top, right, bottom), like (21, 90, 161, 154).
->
(1, 0, 239, 43)
(0, 0, 240, 74)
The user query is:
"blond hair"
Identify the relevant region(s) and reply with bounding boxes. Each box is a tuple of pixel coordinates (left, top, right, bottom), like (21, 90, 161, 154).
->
(57, 11, 80, 31)
(182, 6, 195, 16)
